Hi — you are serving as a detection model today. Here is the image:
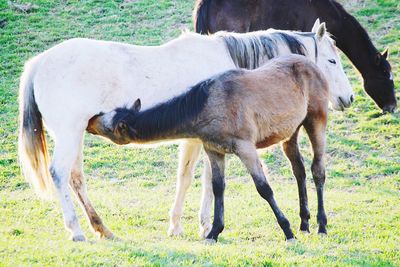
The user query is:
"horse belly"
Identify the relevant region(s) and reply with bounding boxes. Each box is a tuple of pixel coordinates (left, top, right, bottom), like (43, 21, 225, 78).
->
(256, 133, 286, 148)
(254, 110, 306, 149)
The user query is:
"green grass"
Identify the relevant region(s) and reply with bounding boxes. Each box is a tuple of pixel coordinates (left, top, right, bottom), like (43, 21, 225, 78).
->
(1, 0, 399, 266)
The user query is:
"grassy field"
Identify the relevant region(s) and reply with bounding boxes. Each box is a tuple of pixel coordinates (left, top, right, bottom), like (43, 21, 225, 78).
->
(0, 0, 399, 266)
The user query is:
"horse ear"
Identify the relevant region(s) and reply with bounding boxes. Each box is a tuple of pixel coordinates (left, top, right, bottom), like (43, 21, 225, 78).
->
(382, 48, 389, 59)
(311, 18, 321, 33)
(131, 98, 141, 112)
(316, 22, 326, 41)
(374, 52, 383, 66)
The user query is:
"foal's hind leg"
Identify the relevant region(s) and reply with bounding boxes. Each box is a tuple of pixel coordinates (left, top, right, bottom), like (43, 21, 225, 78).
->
(304, 116, 328, 234)
(282, 127, 311, 232)
(69, 137, 114, 239)
(203, 148, 225, 242)
(50, 132, 86, 241)
(168, 140, 202, 236)
(235, 141, 295, 240)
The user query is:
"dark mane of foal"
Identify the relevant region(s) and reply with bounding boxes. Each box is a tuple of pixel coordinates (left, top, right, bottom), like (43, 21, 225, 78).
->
(113, 79, 214, 140)
(219, 32, 307, 69)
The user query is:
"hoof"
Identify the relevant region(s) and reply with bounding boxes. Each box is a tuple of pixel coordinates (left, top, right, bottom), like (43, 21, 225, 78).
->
(300, 230, 310, 234)
(318, 231, 328, 237)
(318, 227, 328, 235)
(199, 223, 212, 239)
(96, 229, 115, 240)
(286, 237, 297, 244)
(92, 223, 115, 239)
(204, 238, 217, 245)
(299, 224, 310, 233)
(107, 235, 122, 242)
(72, 234, 86, 242)
(168, 224, 184, 237)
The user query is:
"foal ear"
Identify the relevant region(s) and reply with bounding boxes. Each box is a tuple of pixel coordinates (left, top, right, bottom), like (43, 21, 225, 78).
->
(315, 22, 327, 41)
(131, 98, 141, 112)
(311, 18, 321, 33)
(382, 48, 389, 59)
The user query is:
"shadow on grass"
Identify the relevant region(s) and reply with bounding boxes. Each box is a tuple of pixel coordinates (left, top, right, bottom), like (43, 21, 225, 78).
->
(92, 237, 274, 266)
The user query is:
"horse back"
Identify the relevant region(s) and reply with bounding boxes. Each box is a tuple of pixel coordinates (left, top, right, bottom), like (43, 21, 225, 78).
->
(205, 56, 321, 147)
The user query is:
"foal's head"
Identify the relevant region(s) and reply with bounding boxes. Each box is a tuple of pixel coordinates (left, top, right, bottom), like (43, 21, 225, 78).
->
(87, 99, 142, 145)
(312, 19, 354, 111)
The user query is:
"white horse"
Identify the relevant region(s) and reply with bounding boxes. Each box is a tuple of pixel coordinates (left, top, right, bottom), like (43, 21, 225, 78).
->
(19, 20, 353, 241)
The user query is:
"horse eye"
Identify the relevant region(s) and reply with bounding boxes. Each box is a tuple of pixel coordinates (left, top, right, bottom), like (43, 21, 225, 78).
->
(328, 59, 336, 64)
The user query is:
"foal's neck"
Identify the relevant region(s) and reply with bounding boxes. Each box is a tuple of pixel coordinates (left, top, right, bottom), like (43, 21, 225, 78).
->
(134, 114, 198, 142)
(132, 79, 212, 142)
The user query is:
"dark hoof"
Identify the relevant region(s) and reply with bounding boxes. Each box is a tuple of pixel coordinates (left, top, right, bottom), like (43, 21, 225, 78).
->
(284, 229, 295, 240)
(204, 238, 217, 245)
(300, 223, 310, 233)
(286, 237, 297, 244)
(318, 227, 327, 235)
(72, 235, 86, 242)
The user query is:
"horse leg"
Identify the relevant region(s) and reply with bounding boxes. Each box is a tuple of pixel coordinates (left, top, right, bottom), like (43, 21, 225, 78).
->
(69, 137, 114, 239)
(203, 148, 225, 242)
(199, 156, 213, 238)
(304, 116, 328, 234)
(235, 140, 295, 240)
(282, 127, 311, 232)
(50, 132, 86, 241)
(168, 140, 202, 236)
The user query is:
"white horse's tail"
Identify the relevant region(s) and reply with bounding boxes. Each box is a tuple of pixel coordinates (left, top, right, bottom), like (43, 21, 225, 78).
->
(18, 55, 53, 198)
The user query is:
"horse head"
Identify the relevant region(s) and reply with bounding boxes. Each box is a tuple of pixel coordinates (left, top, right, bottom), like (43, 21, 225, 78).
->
(312, 19, 354, 111)
(87, 99, 142, 145)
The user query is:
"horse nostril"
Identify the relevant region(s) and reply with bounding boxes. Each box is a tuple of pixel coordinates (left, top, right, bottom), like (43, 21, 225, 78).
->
(350, 95, 354, 103)
(338, 97, 344, 106)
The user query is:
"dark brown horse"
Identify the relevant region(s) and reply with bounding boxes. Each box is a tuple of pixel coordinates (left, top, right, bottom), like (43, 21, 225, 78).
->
(193, 0, 396, 113)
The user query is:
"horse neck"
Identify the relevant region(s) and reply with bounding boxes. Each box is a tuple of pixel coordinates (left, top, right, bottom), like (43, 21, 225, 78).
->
(133, 80, 212, 142)
(134, 113, 194, 142)
(327, 5, 379, 77)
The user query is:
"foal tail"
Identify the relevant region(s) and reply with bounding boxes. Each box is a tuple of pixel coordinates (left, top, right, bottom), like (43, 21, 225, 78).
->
(18, 55, 52, 198)
(193, 0, 212, 34)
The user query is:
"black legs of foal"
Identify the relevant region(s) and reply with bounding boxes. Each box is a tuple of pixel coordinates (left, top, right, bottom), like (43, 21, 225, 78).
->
(282, 117, 328, 234)
(204, 141, 295, 242)
(282, 128, 311, 232)
(204, 149, 225, 241)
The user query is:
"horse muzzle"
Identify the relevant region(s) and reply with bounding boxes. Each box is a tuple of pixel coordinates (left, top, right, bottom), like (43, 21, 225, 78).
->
(382, 101, 397, 114)
(86, 113, 104, 135)
(333, 94, 354, 111)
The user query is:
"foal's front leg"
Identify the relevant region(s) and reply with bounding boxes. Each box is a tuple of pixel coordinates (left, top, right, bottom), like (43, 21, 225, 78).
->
(304, 117, 328, 234)
(236, 141, 295, 240)
(282, 128, 311, 232)
(203, 148, 226, 243)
